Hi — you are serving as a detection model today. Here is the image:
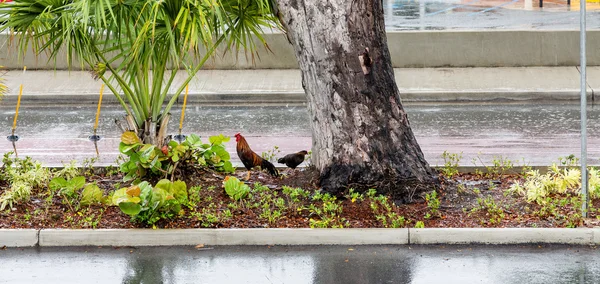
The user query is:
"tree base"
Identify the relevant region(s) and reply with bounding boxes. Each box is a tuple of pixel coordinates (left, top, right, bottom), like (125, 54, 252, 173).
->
(319, 163, 439, 203)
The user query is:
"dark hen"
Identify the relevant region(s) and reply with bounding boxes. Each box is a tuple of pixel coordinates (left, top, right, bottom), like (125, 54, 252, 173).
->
(277, 150, 308, 169)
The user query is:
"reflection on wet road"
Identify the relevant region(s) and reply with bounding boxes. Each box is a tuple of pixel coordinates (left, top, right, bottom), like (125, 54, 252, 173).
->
(1, 245, 599, 284)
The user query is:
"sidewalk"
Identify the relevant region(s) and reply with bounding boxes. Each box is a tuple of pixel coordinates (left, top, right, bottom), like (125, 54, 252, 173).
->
(1, 66, 596, 103)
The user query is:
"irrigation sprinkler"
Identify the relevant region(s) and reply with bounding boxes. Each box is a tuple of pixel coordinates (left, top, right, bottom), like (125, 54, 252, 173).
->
(173, 84, 189, 143)
(7, 66, 26, 157)
(88, 84, 104, 157)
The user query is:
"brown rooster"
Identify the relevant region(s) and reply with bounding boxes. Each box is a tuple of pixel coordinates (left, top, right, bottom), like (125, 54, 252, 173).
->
(277, 150, 308, 169)
(234, 133, 279, 180)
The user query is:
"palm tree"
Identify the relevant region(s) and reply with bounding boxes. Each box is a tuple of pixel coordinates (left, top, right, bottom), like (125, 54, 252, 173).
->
(0, 0, 279, 146)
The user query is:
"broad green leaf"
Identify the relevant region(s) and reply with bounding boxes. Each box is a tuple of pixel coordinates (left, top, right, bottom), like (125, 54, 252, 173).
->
(223, 161, 235, 173)
(112, 188, 130, 205)
(49, 177, 67, 191)
(81, 184, 104, 206)
(209, 134, 230, 145)
(69, 176, 86, 191)
(210, 154, 222, 164)
(223, 176, 249, 201)
(119, 202, 142, 216)
(154, 179, 172, 193)
(121, 131, 141, 145)
(138, 144, 156, 163)
(172, 180, 188, 203)
(168, 140, 179, 147)
(212, 146, 230, 160)
(185, 134, 202, 147)
(138, 181, 153, 204)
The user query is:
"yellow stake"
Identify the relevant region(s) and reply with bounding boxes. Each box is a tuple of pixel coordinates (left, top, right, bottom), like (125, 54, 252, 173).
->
(12, 84, 23, 132)
(179, 84, 189, 131)
(94, 84, 105, 131)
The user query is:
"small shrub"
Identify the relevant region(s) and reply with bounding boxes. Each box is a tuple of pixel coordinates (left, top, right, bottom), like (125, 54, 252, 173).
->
(223, 176, 250, 201)
(440, 151, 462, 178)
(112, 179, 187, 225)
(0, 153, 51, 210)
(414, 221, 425, 228)
(261, 145, 280, 163)
(425, 190, 440, 219)
(119, 132, 235, 182)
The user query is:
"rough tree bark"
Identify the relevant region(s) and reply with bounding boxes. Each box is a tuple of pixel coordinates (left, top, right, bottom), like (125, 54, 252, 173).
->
(276, 0, 437, 198)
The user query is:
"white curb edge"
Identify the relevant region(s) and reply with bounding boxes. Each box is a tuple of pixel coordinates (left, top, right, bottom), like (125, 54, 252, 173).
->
(0, 229, 39, 247)
(37, 228, 409, 247)
(2, 228, 599, 247)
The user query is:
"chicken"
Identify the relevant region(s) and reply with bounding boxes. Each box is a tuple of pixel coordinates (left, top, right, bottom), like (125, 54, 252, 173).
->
(277, 150, 308, 169)
(234, 133, 279, 180)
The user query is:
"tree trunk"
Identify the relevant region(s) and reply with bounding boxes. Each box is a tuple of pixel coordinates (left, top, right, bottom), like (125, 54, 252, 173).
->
(276, 0, 437, 198)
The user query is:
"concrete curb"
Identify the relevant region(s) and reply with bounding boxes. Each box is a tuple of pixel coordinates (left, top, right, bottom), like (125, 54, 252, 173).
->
(409, 228, 597, 245)
(2, 228, 599, 247)
(0, 229, 39, 247)
(38, 228, 409, 247)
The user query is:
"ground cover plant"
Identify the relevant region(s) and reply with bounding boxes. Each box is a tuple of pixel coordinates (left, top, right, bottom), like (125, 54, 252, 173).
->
(1, 147, 599, 229)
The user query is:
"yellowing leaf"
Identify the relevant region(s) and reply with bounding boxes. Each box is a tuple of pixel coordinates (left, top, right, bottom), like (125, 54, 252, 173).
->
(121, 131, 141, 145)
(126, 185, 141, 197)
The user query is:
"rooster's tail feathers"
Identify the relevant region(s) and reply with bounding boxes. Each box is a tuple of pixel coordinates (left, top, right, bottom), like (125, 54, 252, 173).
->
(262, 159, 279, 177)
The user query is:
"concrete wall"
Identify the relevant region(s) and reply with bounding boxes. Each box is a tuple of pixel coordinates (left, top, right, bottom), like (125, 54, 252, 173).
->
(2, 30, 599, 69)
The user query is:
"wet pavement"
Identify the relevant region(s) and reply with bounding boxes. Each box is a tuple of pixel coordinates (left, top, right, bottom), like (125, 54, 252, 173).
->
(383, 0, 600, 30)
(0, 101, 599, 167)
(1, 245, 599, 283)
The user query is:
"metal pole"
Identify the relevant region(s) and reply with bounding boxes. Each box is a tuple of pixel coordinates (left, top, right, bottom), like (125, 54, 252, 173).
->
(580, 0, 588, 218)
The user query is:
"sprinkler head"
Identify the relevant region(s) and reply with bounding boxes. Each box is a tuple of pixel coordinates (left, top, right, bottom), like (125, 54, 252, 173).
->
(6, 135, 19, 142)
(88, 135, 102, 142)
(173, 134, 186, 143)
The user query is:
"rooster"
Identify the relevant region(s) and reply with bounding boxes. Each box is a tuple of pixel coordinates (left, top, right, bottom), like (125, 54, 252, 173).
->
(234, 133, 279, 180)
(277, 150, 308, 170)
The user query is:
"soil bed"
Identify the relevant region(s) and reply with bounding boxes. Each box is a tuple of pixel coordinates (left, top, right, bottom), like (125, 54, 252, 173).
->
(1, 164, 599, 229)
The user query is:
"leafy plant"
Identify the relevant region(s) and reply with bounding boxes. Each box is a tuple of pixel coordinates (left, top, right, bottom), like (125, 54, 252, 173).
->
(49, 176, 86, 212)
(261, 145, 280, 163)
(49, 176, 86, 198)
(440, 151, 462, 178)
(415, 221, 425, 228)
(344, 188, 364, 203)
(509, 164, 585, 204)
(175, 134, 235, 173)
(80, 184, 106, 206)
(223, 176, 250, 201)
(112, 179, 187, 225)
(119, 131, 170, 182)
(54, 161, 81, 180)
(425, 191, 441, 219)
(282, 186, 310, 204)
(473, 153, 514, 177)
(119, 132, 235, 181)
(367, 191, 406, 228)
(470, 196, 505, 225)
(307, 193, 347, 228)
(0, 153, 51, 210)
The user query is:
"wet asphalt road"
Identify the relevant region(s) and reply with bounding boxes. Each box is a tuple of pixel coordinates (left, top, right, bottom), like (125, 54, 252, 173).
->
(1, 101, 599, 167)
(1, 245, 599, 284)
